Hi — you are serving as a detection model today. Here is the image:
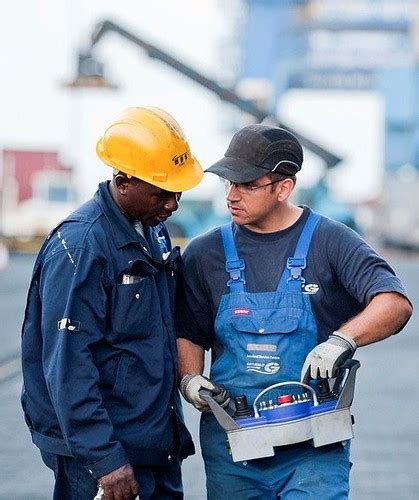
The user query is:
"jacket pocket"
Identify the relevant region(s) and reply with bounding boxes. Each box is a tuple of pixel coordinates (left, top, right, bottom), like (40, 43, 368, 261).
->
(111, 353, 131, 396)
(110, 278, 153, 339)
(21, 390, 35, 431)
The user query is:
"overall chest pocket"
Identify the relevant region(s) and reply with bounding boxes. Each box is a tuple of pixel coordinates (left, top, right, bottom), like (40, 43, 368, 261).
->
(229, 309, 300, 336)
(227, 311, 303, 381)
(110, 277, 155, 339)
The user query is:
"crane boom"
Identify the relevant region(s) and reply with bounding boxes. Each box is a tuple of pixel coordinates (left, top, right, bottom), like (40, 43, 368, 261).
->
(88, 19, 341, 167)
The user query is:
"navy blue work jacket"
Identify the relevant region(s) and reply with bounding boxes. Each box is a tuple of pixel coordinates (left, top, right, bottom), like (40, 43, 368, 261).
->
(21, 181, 194, 479)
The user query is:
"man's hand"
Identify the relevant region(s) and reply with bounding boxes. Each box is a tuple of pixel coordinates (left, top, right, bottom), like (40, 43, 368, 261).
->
(99, 464, 139, 500)
(301, 331, 357, 383)
(179, 374, 230, 411)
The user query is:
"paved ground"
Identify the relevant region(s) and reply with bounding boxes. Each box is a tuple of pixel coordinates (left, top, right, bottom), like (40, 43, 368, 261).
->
(0, 252, 418, 499)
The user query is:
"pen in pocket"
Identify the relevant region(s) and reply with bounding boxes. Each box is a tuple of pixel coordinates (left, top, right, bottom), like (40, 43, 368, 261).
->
(121, 274, 144, 284)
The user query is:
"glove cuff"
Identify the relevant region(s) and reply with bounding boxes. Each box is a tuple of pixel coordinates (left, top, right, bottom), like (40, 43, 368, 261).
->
(179, 374, 195, 397)
(330, 331, 357, 352)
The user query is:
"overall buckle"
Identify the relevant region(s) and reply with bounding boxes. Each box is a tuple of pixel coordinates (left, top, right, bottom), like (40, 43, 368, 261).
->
(287, 257, 306, 283)
(226, 259, 246, 287)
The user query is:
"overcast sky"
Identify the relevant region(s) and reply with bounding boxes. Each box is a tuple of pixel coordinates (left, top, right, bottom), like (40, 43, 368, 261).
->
(0, 0, 235, 201)
(0, 0, 382, 203)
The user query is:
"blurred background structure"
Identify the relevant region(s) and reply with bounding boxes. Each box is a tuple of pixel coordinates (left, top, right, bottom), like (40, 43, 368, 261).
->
(233, 0, 419, 246)
(0, 1, 418, 498)
(1, 0, 419, 248)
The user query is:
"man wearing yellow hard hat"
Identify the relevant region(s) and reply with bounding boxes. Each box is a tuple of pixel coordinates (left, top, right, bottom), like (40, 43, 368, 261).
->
(21, 107, 203, 499)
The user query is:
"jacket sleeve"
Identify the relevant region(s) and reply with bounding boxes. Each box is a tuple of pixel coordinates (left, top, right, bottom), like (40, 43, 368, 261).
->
(39, 246, 128, 478)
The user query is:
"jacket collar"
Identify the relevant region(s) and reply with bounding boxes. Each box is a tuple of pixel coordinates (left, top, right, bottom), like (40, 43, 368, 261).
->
(95, 181, 151, 254)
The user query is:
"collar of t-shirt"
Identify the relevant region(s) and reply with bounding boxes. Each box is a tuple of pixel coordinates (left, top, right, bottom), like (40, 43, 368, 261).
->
(235, 206, 310, 242)
(133, 221, 145, 238)
(132, 222, 162, 263)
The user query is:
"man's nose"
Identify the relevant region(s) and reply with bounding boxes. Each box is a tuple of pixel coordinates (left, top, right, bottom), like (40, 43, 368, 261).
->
(226, 183, 241, 202)
(164, 193, 179, 212)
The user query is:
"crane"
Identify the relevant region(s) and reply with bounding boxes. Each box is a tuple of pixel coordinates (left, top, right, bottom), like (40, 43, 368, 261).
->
(66, 19, 341, 169)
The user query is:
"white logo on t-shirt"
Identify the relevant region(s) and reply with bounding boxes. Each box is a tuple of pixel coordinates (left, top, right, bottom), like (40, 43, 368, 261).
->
(303, 283, 319, 294)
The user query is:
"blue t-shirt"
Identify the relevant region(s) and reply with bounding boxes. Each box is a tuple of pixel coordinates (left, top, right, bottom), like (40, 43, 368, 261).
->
(176, 207, 408, 349)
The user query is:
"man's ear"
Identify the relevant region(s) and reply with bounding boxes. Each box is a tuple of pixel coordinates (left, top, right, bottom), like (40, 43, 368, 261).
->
(114, 173, 130, 195)
(277, 178, 295, 202)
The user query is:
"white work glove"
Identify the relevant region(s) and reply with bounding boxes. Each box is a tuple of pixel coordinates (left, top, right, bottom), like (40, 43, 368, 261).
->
(179, 374, 230, 412)
(301, 331, 357, 383)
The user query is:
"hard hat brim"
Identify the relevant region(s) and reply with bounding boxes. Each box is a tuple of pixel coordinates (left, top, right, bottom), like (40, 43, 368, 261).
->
(150, 156, 204, 192)
(98, 142, 204, 193)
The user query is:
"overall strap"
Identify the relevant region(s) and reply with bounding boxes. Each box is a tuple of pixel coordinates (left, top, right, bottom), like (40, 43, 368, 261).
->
(220, 223, 246, 293)
(277, 211, 321, 292)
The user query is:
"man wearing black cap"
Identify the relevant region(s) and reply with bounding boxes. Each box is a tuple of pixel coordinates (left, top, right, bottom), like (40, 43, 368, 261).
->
(176, 124, 412, 499)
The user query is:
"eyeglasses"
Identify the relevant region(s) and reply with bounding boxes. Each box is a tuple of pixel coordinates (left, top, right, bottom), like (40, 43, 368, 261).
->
(223, 178, 285, 194)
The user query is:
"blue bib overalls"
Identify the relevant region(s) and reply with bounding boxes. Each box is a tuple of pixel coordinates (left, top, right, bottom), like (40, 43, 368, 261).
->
(200, 214, 351, 499)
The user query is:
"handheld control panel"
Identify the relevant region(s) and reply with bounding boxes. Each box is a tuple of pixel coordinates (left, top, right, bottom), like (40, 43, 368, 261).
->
(200, 359, 360, 462)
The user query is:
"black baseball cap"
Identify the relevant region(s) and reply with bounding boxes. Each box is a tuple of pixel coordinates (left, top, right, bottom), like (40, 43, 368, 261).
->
(206, 124, 303, 183)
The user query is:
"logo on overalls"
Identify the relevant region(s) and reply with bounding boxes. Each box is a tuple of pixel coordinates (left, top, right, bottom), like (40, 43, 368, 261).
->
(172, 152, 188, 167)
(234, 308, 250, 316)
(264, 362, 281, 374)
(247, 356, 281, 375)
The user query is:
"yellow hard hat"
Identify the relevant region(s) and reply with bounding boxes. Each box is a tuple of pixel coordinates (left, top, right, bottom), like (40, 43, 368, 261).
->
(96, 106, 203, 192)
